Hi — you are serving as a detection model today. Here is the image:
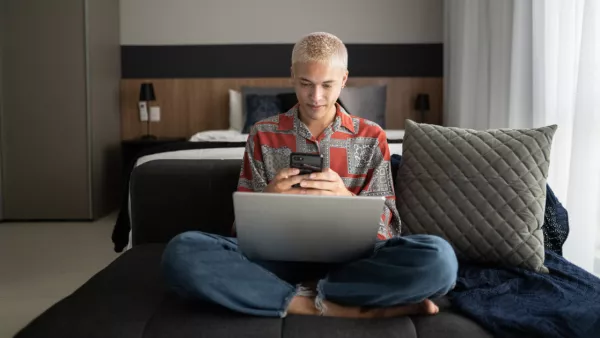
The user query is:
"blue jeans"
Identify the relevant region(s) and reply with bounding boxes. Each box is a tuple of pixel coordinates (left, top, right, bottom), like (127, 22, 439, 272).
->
(161, 231, 458, 317)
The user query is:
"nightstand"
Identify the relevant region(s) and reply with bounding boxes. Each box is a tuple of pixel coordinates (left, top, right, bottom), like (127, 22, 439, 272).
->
(113, 137, 187, 251)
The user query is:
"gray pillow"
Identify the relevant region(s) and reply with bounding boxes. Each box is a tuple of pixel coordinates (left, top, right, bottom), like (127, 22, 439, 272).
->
(396, 120, 557, 273)
(339, 85, 387, 128)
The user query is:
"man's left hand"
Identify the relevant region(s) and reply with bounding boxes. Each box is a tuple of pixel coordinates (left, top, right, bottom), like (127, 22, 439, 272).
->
(299, 168, 354, 196)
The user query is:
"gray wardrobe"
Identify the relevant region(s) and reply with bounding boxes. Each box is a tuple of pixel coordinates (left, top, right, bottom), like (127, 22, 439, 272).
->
(0, 0, 121, 220)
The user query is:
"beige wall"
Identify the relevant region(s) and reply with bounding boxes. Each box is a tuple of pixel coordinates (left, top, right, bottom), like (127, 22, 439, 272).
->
(120, 0, 443, 45)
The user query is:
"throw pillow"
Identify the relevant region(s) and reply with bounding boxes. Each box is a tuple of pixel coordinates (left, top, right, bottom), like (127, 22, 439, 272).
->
(391, 154, 402, 189)
(396, 120, 557, 273)
(243, 94, 282, 133)
(338, 85, 387, 128)
(228, 89, 243, 132)
(241, 86, 294, 118)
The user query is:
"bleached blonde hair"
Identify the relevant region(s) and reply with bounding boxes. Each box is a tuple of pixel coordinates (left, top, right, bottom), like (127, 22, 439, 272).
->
(291, 32, 348, 70)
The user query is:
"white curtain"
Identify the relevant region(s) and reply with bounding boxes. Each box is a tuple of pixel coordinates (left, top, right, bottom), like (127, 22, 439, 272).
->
(444, 0, 600, 275)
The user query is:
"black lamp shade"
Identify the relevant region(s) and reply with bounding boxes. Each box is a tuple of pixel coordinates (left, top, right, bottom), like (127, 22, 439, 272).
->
(414, 94, 430, 111)
(139, 83, 156, 101)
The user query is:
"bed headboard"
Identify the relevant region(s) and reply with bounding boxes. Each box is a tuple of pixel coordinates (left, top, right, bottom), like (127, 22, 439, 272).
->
(120, 77, 443, 140)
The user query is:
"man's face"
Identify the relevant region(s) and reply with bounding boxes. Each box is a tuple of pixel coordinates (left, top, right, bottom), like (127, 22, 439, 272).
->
(291, 61, 348, 122)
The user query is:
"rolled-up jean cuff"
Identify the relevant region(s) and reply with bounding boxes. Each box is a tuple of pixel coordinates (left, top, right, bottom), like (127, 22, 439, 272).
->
(279, 284, 316, 318)
(315, 279, 328, 316)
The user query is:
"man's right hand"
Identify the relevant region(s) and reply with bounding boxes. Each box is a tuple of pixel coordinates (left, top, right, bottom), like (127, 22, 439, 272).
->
(263, 168, 308, 194)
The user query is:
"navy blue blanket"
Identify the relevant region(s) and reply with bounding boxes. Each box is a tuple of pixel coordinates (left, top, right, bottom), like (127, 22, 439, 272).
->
(450, 251, 600, 338)
(448, 186, 600, 338)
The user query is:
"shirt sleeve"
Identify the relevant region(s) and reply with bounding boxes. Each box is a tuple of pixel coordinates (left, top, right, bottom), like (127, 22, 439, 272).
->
(237, 127, 268, 193)
(232, 127, 268, 236)
(359, 130, 401, 240)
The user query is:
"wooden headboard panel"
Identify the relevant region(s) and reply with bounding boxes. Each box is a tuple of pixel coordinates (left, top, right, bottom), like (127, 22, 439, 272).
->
(120, 77, 443, 140)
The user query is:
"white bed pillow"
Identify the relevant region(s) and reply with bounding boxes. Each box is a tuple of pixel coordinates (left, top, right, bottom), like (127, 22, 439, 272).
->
(384, 129, 405, 141)
(229, 89, 243, 132)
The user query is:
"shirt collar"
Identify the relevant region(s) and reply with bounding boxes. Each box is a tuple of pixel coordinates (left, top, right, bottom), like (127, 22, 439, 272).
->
(278, 103, 356, 134)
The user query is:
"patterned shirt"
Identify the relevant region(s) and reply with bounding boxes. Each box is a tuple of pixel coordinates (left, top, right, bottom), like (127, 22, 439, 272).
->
(237, 104, 401, 240)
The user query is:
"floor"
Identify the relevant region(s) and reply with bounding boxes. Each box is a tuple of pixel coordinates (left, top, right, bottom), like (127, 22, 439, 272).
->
(0, 212, 122, 338)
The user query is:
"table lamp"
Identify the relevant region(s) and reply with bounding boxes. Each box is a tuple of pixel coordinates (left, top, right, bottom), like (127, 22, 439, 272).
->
(139, 83, 156, 140)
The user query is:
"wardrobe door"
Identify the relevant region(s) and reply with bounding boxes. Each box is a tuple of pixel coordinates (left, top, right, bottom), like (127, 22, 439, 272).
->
(2, 0, 91, 219)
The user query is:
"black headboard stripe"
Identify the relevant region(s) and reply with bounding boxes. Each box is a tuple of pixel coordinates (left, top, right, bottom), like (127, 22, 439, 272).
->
(121, 44, 442, 78)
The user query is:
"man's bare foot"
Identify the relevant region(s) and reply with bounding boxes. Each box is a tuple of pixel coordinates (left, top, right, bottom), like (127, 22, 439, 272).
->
(287, 296, 439, 318)
(321, 298, 439, 318)
(287, 296, 320, 316)
(380, 298, 439, 318)
(420, 299, 440, 315)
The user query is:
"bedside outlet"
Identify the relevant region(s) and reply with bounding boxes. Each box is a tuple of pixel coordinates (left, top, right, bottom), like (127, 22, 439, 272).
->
(150, 106, 161, 122)
(139, 102, 148, 121)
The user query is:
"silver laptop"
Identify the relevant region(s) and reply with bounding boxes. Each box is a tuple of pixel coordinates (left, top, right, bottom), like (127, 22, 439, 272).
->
(232, 191, 386, 263)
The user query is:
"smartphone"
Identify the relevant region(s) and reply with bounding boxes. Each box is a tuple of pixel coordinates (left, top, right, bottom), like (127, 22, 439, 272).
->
(290, 152, 323, 187)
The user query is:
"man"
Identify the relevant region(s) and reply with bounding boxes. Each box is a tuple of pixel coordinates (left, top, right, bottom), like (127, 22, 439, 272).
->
(161, 32, 457, 318)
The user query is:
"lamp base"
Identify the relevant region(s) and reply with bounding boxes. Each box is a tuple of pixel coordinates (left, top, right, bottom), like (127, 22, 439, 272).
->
(140, 134, 157, 140)
(420, 110, 427, 123)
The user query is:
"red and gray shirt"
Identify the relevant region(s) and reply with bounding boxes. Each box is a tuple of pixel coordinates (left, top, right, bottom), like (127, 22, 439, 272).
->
(237, 104, 400, 240)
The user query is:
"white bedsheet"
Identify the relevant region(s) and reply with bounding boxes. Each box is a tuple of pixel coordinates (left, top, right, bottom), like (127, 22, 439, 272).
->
(134, 147, 246, 168)
(189, 129, 405, 142)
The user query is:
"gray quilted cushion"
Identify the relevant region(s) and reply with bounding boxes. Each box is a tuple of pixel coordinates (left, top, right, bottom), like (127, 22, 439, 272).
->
(396, 120, 557, 273)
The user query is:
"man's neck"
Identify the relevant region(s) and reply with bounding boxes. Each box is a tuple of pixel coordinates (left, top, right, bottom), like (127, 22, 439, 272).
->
(299, 105, 337, 138)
